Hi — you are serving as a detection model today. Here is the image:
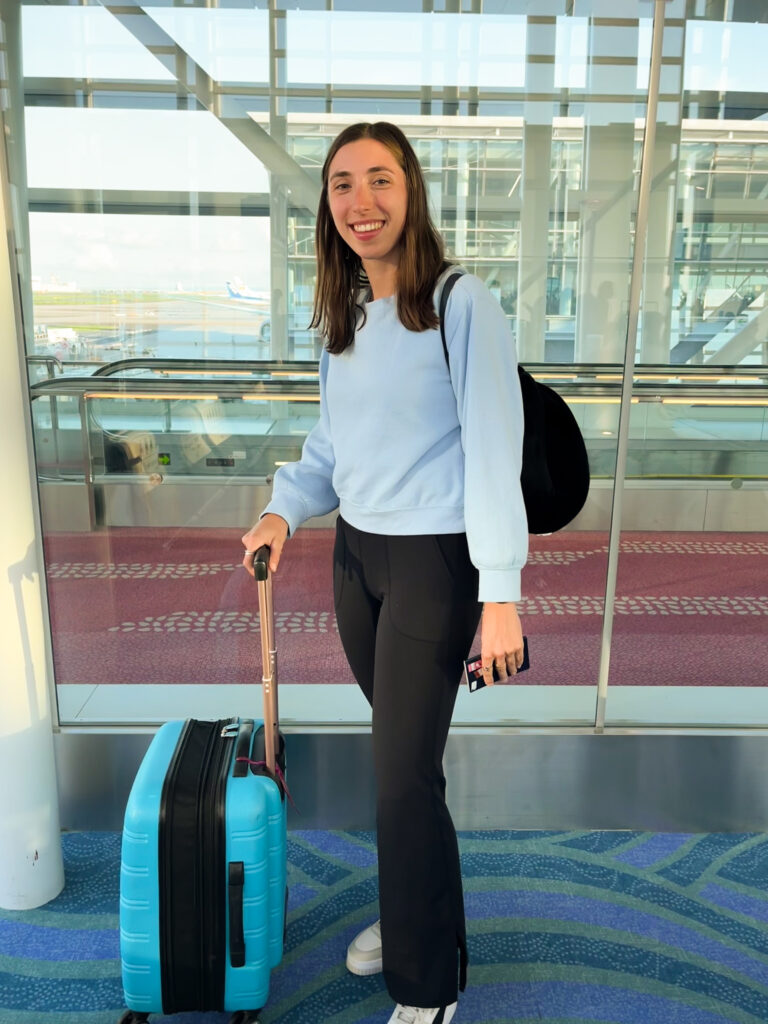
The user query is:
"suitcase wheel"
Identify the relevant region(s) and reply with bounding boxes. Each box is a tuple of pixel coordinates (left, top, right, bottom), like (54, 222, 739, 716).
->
(117, 1013, 149, 1024)
(228, 1012, 261, 1024)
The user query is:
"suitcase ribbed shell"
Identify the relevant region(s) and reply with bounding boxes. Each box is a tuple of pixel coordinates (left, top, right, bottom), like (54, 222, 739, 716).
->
(120, 717, 287, 1015)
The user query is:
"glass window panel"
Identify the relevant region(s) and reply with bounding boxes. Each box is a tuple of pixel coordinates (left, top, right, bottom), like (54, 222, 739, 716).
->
(21, 7, 174, 81)
(607, 394, 768, 727)
(554, 18, 588, 90)
(285, 12, 527, 88)
(142, 8, 270, 83)
(604, 2, 768, 728)
(30, 214, 273, 365)
(25, 109, 269, 193)
(16, 0, 765, 731)
(685, 21, 768, 93)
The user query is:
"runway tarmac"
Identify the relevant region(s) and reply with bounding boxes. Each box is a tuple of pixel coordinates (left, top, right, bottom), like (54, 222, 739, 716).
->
(32, 294, 317, 362)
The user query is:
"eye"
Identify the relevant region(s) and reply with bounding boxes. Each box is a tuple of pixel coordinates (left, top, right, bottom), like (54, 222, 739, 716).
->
(372, 177, 391, 186)
(332, 182, 350, 192)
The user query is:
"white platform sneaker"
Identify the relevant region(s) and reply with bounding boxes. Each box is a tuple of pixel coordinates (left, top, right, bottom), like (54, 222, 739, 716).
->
(345, 919, 383, 976)
(387, 1003, 457, 1024)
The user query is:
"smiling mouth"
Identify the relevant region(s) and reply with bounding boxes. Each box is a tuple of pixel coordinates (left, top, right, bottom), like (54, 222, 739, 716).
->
(351, 221, 384, 234)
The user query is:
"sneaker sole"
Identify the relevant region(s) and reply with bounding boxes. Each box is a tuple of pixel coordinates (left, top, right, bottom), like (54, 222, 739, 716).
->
(346, 953, 383, 976)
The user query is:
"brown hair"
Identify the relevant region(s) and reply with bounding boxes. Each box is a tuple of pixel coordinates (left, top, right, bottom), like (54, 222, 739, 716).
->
(310, 122, 449, 354)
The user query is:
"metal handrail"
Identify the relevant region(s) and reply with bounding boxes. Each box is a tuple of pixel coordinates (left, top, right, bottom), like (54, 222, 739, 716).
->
(27, 355, 64, 374)
(32, 354, 768, 387)
(90, 357, 320, 378)
(534, 363, 768, 383)
(28, 372, 768, 404)
(29, 363, 767, 536)
(29, 376, 321, 401)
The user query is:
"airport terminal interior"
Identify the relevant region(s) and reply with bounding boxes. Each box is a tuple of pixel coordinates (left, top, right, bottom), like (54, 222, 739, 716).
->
(2, 1, 768, 1022)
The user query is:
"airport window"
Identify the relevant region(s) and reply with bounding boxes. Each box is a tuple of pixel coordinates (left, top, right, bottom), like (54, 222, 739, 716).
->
(5, 1, 766, 730)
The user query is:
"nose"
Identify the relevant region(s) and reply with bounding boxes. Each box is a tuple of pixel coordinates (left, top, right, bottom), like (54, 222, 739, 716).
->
(350, 180, 374, 211)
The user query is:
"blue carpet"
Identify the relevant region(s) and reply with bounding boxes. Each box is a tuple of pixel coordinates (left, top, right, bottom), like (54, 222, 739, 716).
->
(1, 831, 768, 1023)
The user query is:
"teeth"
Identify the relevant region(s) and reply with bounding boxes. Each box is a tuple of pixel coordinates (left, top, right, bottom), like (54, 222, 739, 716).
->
(353, 222, 383, 233)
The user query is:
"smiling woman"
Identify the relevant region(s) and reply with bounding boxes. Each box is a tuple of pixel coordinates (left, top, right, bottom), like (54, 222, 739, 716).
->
(240, 119, 529, 1024)
(9, 0, 768, 1017)
(310, 121, 449, 353)
(326, 141, 408, 289)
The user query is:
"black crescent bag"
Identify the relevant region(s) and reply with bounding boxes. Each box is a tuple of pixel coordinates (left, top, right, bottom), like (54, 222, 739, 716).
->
(439, 270, 590, 535)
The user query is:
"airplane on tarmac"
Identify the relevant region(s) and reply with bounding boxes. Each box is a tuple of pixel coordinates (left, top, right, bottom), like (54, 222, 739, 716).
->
(225, 278, 270, 308)
(181, 279, 272, 340)
(223, 279, 271, 340)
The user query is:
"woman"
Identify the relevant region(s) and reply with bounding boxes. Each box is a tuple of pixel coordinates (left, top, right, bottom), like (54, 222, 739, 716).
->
(242, 121, 528, 1024)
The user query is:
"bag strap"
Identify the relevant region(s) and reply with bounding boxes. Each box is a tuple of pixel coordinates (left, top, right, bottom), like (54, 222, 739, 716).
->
(438, 269, 466, 368)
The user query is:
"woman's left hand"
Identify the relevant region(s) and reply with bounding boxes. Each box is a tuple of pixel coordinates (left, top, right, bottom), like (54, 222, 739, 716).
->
(481, 602, 524, 685)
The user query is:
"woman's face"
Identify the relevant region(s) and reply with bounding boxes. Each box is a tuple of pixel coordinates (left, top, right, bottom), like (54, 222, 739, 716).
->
(326, 138, 408, 271)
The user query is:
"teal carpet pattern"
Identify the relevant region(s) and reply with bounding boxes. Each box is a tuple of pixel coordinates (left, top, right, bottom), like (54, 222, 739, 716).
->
(2, 830, 768, 1023)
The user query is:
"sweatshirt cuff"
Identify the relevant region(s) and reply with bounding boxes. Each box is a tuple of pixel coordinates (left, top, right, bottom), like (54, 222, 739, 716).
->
(260, 494, 306, 539)
(477, 568, 522, 604)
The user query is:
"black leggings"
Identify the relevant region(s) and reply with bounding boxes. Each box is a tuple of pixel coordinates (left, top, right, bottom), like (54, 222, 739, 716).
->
(333, 516, 482, 1007)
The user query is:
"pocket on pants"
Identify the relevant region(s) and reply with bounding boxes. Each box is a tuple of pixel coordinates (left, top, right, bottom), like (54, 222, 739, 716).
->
(433, 532, 473, 586)
(386, 533, 478, 643)
(332, 518, 346, 608)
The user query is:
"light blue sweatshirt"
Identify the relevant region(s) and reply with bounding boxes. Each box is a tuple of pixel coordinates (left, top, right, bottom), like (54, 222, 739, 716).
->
(261, 268, 528, 601)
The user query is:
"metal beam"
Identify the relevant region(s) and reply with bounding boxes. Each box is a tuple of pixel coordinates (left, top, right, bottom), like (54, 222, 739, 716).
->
(595, 0, 669, 730)
(100, 0, 319, 215)
(27, 187, 272, 217)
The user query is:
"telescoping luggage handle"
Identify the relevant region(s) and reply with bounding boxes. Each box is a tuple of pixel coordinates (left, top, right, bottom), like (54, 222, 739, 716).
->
(253, 544, 279, 775)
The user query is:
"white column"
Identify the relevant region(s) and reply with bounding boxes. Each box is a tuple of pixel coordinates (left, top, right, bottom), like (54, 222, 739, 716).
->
(516, 15, 556, 364)
(574, 14, 640, 364)
(268, 5, 290, 361)
(640, 124, 682, 363)
(640, 13, 685, 365)
(517, 124, 553, 364)
(575, 123, 636, 363)
(0, 4, 64, 910)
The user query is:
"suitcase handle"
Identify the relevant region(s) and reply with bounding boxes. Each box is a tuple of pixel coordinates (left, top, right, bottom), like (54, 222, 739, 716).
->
(228, 861, 246, 968)
(253, 545, 279, 774)
(253, 544, 270, 581)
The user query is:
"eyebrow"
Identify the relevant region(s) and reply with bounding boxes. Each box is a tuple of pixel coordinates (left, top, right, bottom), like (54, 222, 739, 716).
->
(329, 165, 395, 182)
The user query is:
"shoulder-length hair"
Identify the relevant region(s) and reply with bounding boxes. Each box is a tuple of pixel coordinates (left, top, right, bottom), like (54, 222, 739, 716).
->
(310, 122, 449, 354)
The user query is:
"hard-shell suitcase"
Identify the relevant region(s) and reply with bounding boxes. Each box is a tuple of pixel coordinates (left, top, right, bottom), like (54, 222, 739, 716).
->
(119, 545, 286, 1024)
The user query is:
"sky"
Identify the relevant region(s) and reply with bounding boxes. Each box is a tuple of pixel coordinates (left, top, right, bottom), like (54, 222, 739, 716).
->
(29, 212, 271, 294)
(20, 5, 768, 291)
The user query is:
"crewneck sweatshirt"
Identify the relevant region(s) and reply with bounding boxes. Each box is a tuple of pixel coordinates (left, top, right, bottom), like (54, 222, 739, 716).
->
(261, 268, 528, 601)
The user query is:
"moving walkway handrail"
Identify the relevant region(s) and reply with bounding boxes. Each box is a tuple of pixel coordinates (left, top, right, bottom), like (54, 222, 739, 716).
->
(29, 363, 767, 533)
(90, 357, 320, 378)
(29, 377, 321, 401)
(27, 355, 63, 376)
(32, 355, 768, 390)
(29, 373, 768, 404)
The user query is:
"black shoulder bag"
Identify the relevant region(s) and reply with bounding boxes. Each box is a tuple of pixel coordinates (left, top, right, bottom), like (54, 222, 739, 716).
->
(439, 270, 590, 535)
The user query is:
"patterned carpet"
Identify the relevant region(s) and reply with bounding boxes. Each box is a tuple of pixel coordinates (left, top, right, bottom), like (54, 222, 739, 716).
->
(2, 830, 768, 1023)
(44, 528, 768, 688)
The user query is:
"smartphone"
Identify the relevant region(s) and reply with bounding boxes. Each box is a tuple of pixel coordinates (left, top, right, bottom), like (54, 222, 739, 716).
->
(463, 636, 529, 693)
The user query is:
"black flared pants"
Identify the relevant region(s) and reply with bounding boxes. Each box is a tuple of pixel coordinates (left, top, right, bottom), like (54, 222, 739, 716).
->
(333, 516, 482, 1007)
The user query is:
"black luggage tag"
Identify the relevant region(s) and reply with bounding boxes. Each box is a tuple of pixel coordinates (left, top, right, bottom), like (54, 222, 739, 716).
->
(464, 637, 529, 692)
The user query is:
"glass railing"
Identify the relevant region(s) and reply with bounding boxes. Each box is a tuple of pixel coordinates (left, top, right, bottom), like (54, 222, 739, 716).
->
(29, 359, 768, 729)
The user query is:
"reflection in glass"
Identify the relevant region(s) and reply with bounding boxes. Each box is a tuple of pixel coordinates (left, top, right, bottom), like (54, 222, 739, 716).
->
(11, 2, 767, 727)
(608, 391, 768, 727)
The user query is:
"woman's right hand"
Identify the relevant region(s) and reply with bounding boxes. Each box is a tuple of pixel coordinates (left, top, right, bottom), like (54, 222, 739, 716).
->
(241, 513, 289, 578)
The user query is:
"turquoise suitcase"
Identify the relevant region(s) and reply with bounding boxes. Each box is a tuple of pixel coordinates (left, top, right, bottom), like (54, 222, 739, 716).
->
(119, 547, 286, 1024)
